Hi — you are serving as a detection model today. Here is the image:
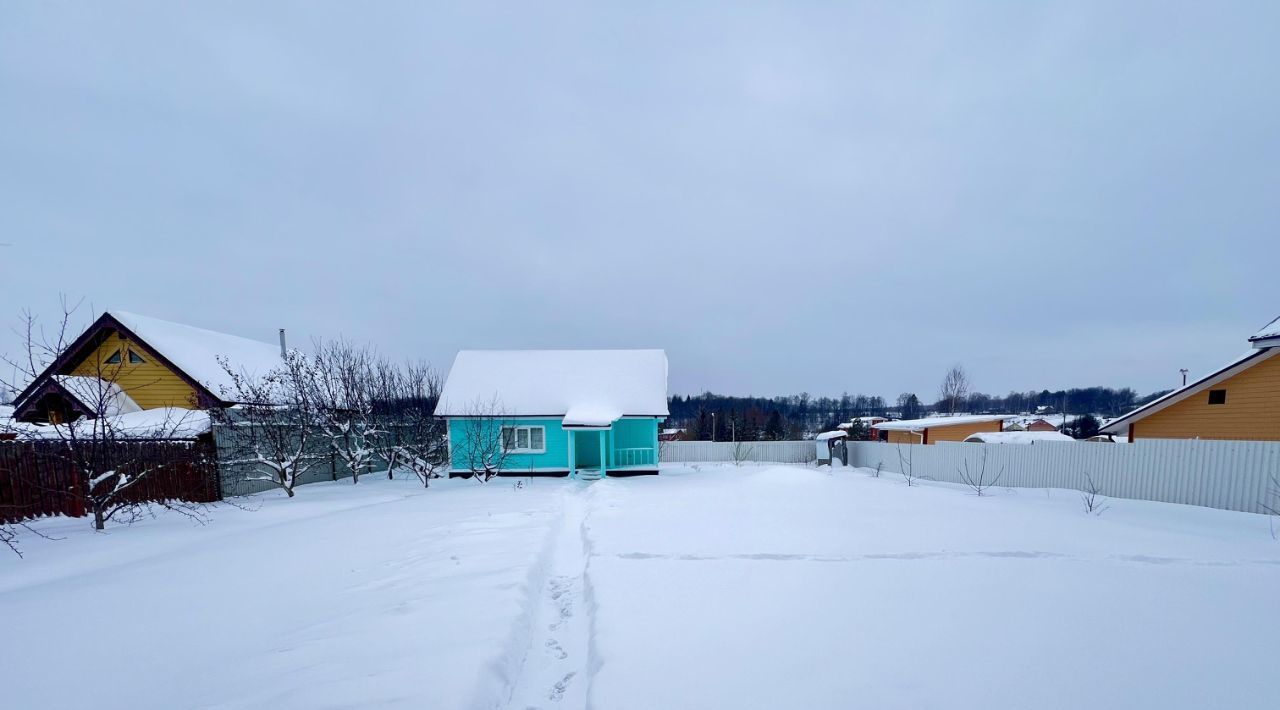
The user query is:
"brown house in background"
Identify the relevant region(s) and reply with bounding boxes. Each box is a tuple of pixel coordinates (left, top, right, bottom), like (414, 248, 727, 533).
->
(1101, 315, 1280, 442)
(872, 415, 1009, 445)
(1025, 418, 1060, 432)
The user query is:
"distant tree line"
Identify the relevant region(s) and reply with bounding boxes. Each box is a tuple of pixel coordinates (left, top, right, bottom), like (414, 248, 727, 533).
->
(668, 385, 1172, 441)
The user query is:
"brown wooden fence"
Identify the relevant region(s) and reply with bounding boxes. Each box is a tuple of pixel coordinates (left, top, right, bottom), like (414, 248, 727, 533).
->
(0, 440, 222, 524)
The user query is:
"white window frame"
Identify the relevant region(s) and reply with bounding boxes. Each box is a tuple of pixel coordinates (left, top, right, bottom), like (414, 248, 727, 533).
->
(502, 425, 546, 454)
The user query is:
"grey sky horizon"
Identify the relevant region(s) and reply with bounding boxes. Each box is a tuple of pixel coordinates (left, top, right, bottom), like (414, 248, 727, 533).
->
(2, 2, 1277, 402)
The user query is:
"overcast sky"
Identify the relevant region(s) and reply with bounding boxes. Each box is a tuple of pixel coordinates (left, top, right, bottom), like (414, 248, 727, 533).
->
(1, 1, 1277, 401)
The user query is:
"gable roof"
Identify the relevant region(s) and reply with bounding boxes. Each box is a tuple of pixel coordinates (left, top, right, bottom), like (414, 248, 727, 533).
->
(1100, 347, 1279, 435)
(12, 310, 282, 412)
(1250, 315, 1280, 347)
(872, 414, 1010, 432)
(108, 311, 283, 398)
(434, 349, 669, 424)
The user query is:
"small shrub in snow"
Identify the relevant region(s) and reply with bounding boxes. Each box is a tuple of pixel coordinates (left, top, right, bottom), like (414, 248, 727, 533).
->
(956, 449, 1004, 496)
(896, 445, 919, 487)
(1080, 471, 1109, 516)
(871, 462, 883, 478)
(731, 440, 755, 466)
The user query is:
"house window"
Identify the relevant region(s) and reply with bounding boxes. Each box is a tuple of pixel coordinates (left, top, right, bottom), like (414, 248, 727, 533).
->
(104, 350, 122, 364)
(128, 350, 145, 364)
(1208, 389, 1227, 405)
(502, 425, 546, 453)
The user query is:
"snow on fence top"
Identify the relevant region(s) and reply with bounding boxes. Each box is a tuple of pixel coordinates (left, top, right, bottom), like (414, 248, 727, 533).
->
(872, 414, 1011, 432)
(435, 349, 669, 420)
(111, 311, 283, 396)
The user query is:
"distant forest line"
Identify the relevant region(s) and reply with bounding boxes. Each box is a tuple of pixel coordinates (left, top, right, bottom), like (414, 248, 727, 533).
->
(666, 387, 1172, 441)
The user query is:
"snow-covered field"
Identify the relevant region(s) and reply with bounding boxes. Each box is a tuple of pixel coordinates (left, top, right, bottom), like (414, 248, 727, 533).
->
(3, 465, 1278, 709)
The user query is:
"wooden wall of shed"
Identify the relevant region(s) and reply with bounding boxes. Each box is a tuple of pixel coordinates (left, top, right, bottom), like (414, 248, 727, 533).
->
(1133, 354, 1280, 441)
(926, 419, 1004, 444)
(884, 429, 922, 445)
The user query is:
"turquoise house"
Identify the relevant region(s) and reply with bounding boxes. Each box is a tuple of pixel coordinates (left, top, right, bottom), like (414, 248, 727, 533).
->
(434, 349, 669, 478)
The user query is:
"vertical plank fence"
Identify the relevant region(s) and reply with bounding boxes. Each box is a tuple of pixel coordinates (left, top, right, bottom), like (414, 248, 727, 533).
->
(0, 440, 221, 524)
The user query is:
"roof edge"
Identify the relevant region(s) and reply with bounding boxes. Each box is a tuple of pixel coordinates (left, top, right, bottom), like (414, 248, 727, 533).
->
(1100, 347, 1278, 434)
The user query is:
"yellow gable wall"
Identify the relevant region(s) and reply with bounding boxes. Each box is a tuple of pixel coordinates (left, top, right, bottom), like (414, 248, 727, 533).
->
(70, 335, 199, 410)
(1134, 353, 1280, 441)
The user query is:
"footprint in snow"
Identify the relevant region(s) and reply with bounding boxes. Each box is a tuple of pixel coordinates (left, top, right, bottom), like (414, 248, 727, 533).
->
(544, 639, 568, 659)
(548, 671, 577, 701)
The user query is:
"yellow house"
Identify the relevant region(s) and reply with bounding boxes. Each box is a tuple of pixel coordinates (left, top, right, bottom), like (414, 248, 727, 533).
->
(11, 311, 283, 424)
(1101, 315, 1280, 442)
(871, 415, 1009, 445)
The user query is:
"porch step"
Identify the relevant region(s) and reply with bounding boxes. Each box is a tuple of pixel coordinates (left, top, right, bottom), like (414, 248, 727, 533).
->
(575, 469, 603, 481)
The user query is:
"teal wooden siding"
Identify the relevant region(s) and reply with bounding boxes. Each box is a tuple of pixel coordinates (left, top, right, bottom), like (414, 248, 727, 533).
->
(448, 418, 570, 472)
(446, 416, 662, 473)
(612, 418, 657, 450)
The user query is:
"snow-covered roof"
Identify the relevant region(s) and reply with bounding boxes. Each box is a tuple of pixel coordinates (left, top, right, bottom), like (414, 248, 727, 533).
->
(872, 414, 1010, 432)
(52, 376, 142, 417)
(16, 407, 212, 440)
(815, 431, 847, 441)
(109, 311, 283, 398)
(1101, 348, 1279, 434)
(963, 431, 1074, 444)
(1250, 315, 1280, 346)
(434, 349, 669, 421)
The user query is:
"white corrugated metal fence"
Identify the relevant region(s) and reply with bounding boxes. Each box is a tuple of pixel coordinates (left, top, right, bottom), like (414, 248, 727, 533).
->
(660, 438, 1280, 514)
(661, 440, 815, 464)
(848, 439, 1280, 514)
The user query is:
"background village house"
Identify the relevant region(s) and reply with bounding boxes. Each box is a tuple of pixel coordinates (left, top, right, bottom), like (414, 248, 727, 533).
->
(1101, 315, 1280, 441)
(871, 414, 1010, 445)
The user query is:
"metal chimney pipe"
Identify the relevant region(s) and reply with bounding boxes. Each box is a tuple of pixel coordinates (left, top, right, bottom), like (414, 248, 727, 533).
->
(279, 328, 287, 358)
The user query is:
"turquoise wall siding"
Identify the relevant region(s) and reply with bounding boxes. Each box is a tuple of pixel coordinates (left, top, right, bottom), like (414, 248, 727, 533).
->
(612, 418, 657, 450)
(448, 418, 570, 472)
(446, 417, 662, 473)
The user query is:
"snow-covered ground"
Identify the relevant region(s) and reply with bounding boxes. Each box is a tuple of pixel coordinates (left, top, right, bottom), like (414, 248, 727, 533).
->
(3, 465, 1278, 709)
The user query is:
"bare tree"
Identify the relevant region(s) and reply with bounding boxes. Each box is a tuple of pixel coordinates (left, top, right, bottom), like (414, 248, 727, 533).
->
(213, 350, 324, 498)
(731, 439, 755, 466)
(1080, 471, 1109, 516)
(372, 359, 448, 487)
(896, 444, 919, 486)
(957, 449, 1005, 496)
(1, 516, 51, 557)
(309, 339, 380, 484)
(938, 365, 970, 415)
(453, 396, 510, 482)
(2, 301, 208, 530)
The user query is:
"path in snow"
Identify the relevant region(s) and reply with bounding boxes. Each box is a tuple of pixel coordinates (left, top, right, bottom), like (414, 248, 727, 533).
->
(506, 486, 595, 710)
